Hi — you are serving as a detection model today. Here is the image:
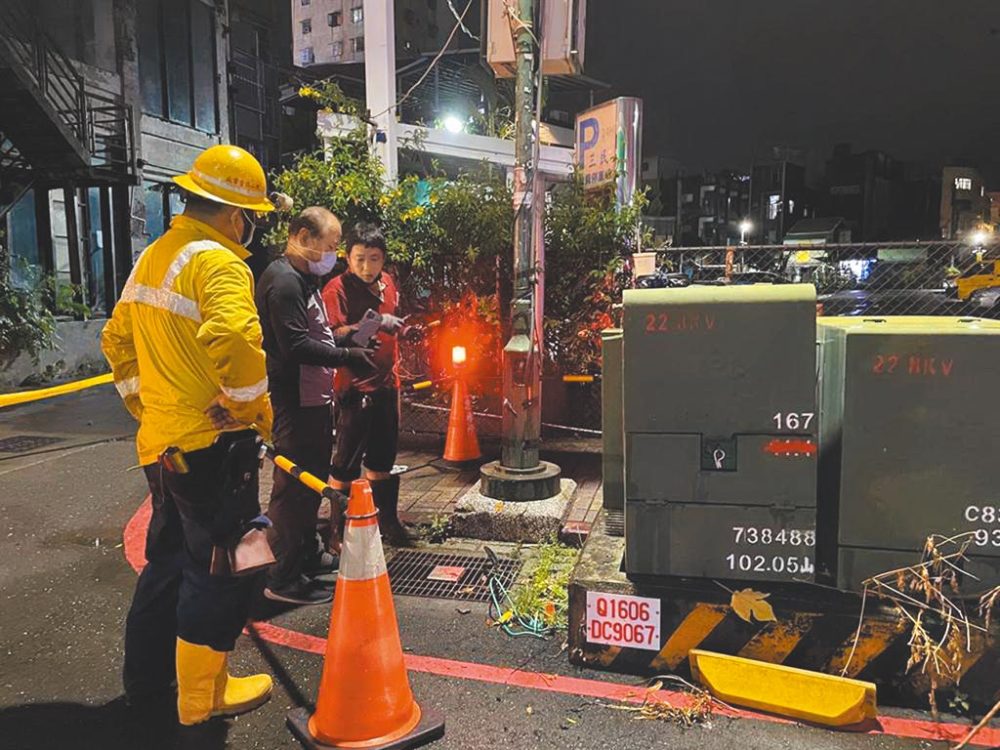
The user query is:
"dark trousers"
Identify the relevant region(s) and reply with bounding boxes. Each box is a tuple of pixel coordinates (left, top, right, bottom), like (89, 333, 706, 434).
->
(123, 435, 261, 700)
(266, 399, 334, 589)
(329, 388, 400, 482)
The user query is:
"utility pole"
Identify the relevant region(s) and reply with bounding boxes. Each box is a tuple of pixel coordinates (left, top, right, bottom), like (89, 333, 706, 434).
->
(480, 0, 561, 502)
(364, 0, 399, 184)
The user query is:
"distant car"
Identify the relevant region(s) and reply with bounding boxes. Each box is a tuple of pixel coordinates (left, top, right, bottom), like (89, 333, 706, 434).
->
(726, 271, 789, 285)
(817, 288, 966, 317)
(968, 286, 1000, 319)
(949, 260, 1000, 301)
(686, 265, 789, 286)
(635, 271, 690, 289)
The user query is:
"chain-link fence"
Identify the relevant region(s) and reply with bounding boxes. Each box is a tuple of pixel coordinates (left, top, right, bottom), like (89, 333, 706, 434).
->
(399, 241, 1000, 438)
(645, 241, 996, 318)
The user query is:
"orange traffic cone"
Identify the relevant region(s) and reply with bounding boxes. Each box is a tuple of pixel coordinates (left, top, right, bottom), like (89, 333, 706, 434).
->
(443, 375, 481, 465)
(287, 480, 445, 750)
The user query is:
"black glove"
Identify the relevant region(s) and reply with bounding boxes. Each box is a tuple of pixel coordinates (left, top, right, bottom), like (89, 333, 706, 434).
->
(379, 314, 406, 335)
(345, 347, 376, 368)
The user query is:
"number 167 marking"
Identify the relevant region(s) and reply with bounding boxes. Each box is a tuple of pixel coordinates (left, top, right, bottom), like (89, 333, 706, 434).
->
(773, 412, 814, 431)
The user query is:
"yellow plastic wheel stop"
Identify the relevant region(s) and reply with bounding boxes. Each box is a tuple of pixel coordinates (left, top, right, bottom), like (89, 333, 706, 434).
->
(689, 649, 877, 727)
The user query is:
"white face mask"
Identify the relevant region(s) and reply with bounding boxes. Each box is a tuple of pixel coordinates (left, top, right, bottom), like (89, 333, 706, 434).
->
(231, 209, 258, 246)
(307, 251, 339, 277)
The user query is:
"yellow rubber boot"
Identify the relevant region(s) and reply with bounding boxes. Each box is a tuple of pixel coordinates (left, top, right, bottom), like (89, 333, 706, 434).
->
(176, 638, 225, 725)
(176, 638, 272, 725)
(212, 655, 273, 718)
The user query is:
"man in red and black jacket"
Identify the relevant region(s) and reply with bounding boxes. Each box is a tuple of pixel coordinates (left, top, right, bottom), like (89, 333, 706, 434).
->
(322, 222, 416, 546)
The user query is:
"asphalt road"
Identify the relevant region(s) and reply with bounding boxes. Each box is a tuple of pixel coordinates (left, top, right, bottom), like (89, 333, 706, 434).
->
(0, 387, 971, 749)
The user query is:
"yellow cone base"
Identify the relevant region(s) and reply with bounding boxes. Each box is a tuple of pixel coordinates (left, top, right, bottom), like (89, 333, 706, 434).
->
(690, 649, 877, 727)
(287, 707, 444, 750)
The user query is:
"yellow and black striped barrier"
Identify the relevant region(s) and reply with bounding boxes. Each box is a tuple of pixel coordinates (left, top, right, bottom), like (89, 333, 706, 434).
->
(568, 527, 1000, 710)
(0, 372, 114, 409)
(263, 445, 345, 504)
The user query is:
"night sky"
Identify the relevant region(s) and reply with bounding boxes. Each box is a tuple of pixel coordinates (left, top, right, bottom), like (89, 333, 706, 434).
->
(585, 0, 1000, 181)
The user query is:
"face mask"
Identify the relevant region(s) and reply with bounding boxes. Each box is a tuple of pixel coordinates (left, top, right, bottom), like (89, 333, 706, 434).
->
(232, 209, 258, 247)
(307, 251, 339, 277)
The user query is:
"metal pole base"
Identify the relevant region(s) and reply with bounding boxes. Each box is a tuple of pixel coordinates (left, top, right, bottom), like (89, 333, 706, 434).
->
(478, 460, 562, 502)
(287, 707, 445, 750)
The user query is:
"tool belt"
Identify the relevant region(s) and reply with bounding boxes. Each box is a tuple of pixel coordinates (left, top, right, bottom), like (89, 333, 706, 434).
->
(158, 430, 275, 577)
(212, 430, 274, 576)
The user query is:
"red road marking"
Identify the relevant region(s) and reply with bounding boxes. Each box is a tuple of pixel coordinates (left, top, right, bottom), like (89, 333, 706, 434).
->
(123, 496, 999, 747)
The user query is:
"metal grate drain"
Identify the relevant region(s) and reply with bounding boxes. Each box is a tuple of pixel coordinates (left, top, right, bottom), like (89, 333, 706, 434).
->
(386, 550, 521, 602)
(0, 435, 66, 453)
(604, 509, 625, 537)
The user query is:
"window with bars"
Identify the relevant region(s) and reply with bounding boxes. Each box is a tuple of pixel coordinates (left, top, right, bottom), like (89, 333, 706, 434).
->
(301, 18, 312, 34)
(300, 46, 315, 64)
(331, 41, 344, 59)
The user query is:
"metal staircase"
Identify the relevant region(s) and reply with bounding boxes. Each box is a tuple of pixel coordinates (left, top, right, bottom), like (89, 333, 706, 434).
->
(0, 0, 136, 219)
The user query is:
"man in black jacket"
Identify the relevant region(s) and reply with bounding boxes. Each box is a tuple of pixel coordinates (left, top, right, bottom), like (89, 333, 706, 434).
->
(256, 206, 372, 605)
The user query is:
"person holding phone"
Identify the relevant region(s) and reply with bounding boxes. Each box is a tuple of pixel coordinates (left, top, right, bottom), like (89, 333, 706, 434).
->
(322, 222, 416, 546)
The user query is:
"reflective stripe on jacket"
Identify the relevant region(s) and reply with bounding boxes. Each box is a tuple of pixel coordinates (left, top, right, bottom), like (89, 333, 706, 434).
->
(101, 215, 272, 465)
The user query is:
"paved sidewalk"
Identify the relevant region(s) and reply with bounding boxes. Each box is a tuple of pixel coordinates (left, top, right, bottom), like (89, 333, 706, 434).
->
(259, 445, 606, 543)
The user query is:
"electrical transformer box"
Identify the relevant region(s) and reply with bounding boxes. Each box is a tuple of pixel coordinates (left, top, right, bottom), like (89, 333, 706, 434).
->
(623, 285, 818, 581)
(817, 317, 1000, 592)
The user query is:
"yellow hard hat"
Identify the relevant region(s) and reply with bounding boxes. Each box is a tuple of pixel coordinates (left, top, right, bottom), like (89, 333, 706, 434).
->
(172, 145, 274, 213)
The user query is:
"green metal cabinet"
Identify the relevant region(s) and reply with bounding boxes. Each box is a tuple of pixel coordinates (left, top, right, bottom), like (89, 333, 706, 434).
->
(817, 316, 1000, 592)
(622, 285, 818, 580)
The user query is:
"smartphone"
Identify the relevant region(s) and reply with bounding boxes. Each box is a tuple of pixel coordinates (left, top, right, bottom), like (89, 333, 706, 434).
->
(350, 308, 382, 347)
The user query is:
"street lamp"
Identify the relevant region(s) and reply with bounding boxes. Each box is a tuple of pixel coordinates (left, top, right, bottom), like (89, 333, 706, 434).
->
(443, 115, 465, 134)
(739, 219, 753, 246)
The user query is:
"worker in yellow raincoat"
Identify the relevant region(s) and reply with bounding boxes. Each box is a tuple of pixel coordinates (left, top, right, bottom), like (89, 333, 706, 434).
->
(102, 144, 276, 726)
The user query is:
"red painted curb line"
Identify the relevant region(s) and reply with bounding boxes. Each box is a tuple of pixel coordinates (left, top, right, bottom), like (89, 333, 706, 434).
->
(123, 496, 999, 747)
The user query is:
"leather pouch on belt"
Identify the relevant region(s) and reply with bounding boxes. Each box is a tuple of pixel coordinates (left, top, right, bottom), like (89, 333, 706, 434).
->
(211, 516, 276, 577)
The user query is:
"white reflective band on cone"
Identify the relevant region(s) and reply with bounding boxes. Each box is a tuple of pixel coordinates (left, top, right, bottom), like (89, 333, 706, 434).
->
(338, 522, 388, 581)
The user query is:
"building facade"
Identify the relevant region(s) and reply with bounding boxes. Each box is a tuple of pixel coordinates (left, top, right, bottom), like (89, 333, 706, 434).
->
(748, 158, 815, 246)
(1, 0, 292, 317)
(823, 144, 903, 242)
(292, 0, 457, 67)
(655, 170, 750, 247)
(939, 166, 991, 240)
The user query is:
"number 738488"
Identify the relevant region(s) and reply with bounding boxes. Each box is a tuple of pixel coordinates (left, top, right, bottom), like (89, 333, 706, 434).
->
(733, 526, 815, 546)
